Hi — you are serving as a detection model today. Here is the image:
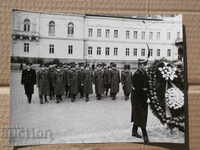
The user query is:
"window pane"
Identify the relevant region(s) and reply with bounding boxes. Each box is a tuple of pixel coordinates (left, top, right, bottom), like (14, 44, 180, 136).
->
(141, 49, 145, 56)
(167, 49, 171, 57)
(133, 31, 138, 39)
(157, 49, 160, 56)
(126, 30, 130, 39)
(105, 29, 110, 38)
(114, 48, 118, 56)
(97, 29, 101, 37)
(88, 28, 93, 37)
(133, 48, 137, 56)
(114, 30, 118, 38)
(97, 47, 101, 55)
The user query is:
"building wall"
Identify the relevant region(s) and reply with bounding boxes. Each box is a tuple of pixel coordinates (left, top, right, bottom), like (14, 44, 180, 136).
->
(12, 10, 182, 63)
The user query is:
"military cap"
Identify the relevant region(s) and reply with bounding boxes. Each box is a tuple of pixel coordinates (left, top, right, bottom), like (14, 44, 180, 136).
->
(138, 59, 148, 65)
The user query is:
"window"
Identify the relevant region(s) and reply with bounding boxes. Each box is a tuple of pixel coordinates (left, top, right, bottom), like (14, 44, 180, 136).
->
(133, 31, 138, 39)
(105, 29, 110, 38)
(150, 49, 153, 57)
(156, 32, 160, 40)
(167, 32, 171, 40)
(167, 49, 171, 57)
(177, 32, 180, 38)
(125, 48, 130, 56)
(133, 48, 137, 56)
(49, 44, 54, 54)
(24, 43, 29, 53)
(24, 18, 30, 32)
(97, 47, 101, 55)
(49, 21, 55, 35)
(157, 49, 160, 56)
(105, 47, 110, 56)
(97, 29, 102, 37)
(114, 30, 118, 38)
(68, 22, 74, 36)
(114, 48, 118, 56)
(68, 45, 73, 54)
(88, 47, 93, 55)
(149, 32, 153, 40)
(141, 31, 145, 40)
(126, 30, 130, 39)
(88, 28, 93, 37)
(141, 49, 145, 56)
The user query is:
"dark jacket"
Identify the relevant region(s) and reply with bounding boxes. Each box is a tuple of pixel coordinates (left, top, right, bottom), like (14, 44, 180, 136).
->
(21, 69, 36, 95)
(37, 69, 50, 96)
(110, 69, 120, 94)
(131, 68, 149, 128)
(83, 70, 93, 95)
(54, 70, 65, 95)
(94, 69, 104, 95)
(121, 70, 132, 95)
(69, 70, 79, 95)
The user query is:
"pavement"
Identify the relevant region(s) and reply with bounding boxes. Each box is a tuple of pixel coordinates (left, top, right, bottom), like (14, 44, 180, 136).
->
(10, 70, 184, 146)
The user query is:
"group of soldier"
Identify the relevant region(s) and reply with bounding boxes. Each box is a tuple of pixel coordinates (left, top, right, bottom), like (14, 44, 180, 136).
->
(20, 59, 149, 144)
(21, 62, 133, 104)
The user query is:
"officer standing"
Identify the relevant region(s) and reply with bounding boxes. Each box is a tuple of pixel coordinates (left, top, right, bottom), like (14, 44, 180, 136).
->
(131, 59, 149, 144)
(48, 65, 56, 100)
(103, 66, 112, 96)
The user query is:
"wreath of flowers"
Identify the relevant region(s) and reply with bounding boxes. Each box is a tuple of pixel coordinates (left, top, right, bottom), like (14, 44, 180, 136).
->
(147, 59, 185, 132)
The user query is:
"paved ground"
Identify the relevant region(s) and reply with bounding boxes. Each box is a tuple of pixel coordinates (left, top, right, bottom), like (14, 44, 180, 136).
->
(10, 70, 184, 146)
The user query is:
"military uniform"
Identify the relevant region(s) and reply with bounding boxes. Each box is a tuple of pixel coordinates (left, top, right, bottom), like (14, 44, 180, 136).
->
(48, 66, 56, 100)
(110, 66, 120, 100)
(37, 68, 50, 104)
(103, 67, 112, 96)
(78, 68, 85, 98)
(69, 68, 79, 102)
(94, 66, 104, 100)
(131, 59, 149, 144)
(54, 68, 65, 103)
(121, 65, 132, 100)
(83, 68, 93, 101)
(21, 66, 36, 104)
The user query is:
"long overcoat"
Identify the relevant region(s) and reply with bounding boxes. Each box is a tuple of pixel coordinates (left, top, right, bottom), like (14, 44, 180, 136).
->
(131, 68, 149, 128)
(68, 70, 79, 95)
(103, 69, 112, 87)
(54, 70, 65, 95)
(121, 70, 132, 96)
(21, 69, 36, 95)
(110, 69, 120, 94)
(94, 69, 104, 95)
(37, 69, 50, 95)
(83, 70, 93, 95)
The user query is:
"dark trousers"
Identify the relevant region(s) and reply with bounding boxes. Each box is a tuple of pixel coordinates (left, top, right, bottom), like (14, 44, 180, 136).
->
(56, 95, 62, 103)
(110, 92, 117, 100)
(39, 95, 48, 104)
(49, 84, 54, 99)
(26, 94, 32, 104)
(79, 85, 84, 98)
(71, 94, 76, 102)
(65, 85, 69, 97)
(104, 84, 111, 96)
(132, 124, 148, 138)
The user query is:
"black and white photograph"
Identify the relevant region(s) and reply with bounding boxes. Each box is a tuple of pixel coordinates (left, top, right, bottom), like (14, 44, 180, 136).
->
(10, 10, 186, 146)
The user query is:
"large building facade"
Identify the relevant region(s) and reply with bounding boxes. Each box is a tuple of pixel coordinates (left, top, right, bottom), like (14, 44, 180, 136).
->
(12, 10, 183, 65)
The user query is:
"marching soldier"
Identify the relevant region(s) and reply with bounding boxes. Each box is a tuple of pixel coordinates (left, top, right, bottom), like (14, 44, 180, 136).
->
(83, 64, 93, 102)
(103, 66, 112, 96)
(110, 64, 120, 100)
(63, 64, 70, 97)
(54, 65, 65, 103)
(21, 63, 36, 104)
(131, 59, 149, 144)
(78, 65, 85, 98)
(69, 64, 79, 102)
(94, 64, 104, 100)
(121, 64, 132, 100)
(48, 65, 56, 100)
(37, 64, 50, 104)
